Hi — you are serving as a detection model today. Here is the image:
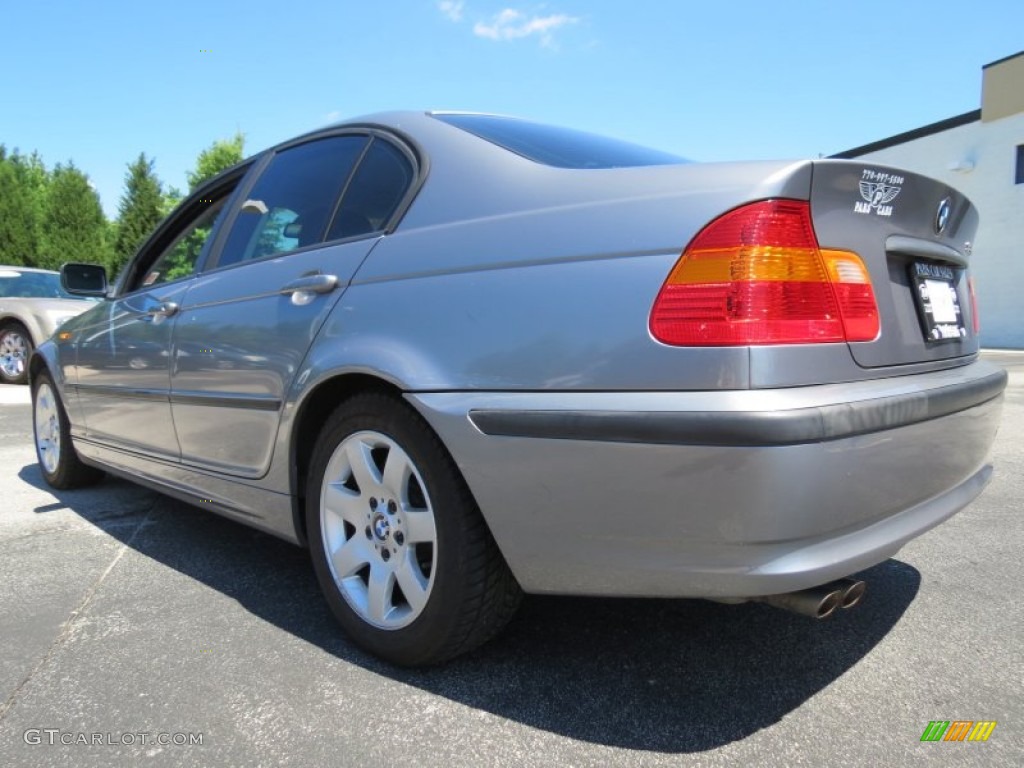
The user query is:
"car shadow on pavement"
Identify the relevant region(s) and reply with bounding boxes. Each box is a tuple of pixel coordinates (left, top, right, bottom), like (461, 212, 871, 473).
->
(19, 464, 920, 754)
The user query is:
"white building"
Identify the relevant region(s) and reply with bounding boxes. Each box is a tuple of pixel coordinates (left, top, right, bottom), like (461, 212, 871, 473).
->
(836, 51, 1024, 348)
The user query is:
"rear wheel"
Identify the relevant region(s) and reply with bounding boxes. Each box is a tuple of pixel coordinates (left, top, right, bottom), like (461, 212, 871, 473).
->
(32, 371, 104, 489)
(306, 392, 521, 666)
(0, 321, 32, 385)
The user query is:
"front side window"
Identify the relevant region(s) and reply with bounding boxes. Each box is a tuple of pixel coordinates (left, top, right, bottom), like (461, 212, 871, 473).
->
(216, 136, 368, 268)
(137, 196, 230, 289)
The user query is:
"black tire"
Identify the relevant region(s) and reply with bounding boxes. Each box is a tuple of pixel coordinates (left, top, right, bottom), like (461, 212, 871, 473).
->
(31, 370, 104, 489)
(0, 321, 32, 385)
(306, 391, 521, 666)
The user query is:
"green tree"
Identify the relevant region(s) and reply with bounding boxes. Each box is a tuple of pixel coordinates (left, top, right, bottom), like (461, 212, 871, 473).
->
(40, 163, 111, 270)
(0, 148, 49, 266)
(187, 132, 245, 191)
(113, 153, 164, 272)
(104, 218, 121, 279)
(13, 151, 49, 261)
(158, 132, 246, 280)
(0, 158, 34, 266)
(162, 185, 184, 218)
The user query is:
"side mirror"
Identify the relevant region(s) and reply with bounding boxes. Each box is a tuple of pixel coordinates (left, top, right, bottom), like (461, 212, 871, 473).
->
(61, 262, 109, 297)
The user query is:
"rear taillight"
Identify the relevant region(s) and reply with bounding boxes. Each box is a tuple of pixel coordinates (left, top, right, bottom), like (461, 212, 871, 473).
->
(650, 199, 880, 346)
(968, 275, 980, 334)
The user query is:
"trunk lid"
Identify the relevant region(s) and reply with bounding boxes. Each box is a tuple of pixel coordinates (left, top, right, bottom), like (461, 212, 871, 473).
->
(809, 160, 979, 368)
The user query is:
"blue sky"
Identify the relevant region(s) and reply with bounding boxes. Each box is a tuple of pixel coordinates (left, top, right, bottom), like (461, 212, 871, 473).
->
(3, 1, 1021, 218)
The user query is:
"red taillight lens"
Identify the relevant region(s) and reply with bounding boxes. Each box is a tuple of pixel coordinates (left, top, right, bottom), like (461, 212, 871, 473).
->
(820, 250, 880, 342)
(650, 200, 880, 346)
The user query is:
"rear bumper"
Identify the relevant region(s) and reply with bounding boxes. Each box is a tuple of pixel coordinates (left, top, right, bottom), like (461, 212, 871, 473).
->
(408, 360, 1006, 597)
(468, 364, 1006, 447)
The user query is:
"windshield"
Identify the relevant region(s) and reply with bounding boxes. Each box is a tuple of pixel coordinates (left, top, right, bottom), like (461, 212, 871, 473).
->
(433, 113, 688, 169)
(0, 269, 88, 300)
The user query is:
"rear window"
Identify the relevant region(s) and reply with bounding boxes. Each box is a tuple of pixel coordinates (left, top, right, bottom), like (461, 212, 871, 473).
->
(433, 114, 687, 169)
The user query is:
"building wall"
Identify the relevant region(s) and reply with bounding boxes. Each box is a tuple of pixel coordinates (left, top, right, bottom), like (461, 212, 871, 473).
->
(853, 112, 1024, 348)
(982, 53, 1024, 122)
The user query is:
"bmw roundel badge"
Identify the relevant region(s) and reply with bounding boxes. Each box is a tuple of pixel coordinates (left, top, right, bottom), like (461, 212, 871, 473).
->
(935, 197, 952, 235)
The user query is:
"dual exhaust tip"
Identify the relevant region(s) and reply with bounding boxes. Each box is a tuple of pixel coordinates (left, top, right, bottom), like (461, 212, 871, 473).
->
(756, 577, 866, 620)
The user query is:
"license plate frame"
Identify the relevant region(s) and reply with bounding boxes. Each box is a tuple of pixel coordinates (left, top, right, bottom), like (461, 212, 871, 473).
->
(908, 261, 966, 343)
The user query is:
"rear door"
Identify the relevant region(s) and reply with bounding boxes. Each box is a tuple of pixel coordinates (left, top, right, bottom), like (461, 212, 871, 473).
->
(169, 133, 418, 477)
(809, 161, 979, 368)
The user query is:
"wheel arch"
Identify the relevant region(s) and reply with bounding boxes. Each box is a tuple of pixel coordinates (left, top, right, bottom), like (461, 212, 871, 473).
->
(28, 340, 62, 389)
(289, 372, 407, 546)
(28, 351, 48, 386)
(0, 313, 43, 347)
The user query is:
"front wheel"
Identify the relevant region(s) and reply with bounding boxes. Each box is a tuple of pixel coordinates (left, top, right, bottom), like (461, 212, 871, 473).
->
(306, 392, 521, 666)
(0, 322, 32, 385)
(32, 371, 104, 489)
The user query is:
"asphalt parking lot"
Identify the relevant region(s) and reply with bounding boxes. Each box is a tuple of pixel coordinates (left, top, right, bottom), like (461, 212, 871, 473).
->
(1, 353, 1022, 767)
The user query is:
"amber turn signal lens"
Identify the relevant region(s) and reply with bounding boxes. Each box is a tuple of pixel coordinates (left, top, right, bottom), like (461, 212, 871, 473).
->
(650, 199, 880, 346)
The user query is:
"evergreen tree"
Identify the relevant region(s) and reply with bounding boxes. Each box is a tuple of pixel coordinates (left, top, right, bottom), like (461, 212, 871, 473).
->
(155, 133, 246, 280)
(187, 132, 245, 191)
(113, 153, 163, 271)
(162, 185, 184, 218)
(41, 163, 111, 270)
(0, 148, 49, 266)
(0, 158, 33, 266)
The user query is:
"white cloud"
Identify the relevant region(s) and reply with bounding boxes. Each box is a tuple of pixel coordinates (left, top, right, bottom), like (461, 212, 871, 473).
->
(438, 1, 465, 22)
(473, 8, 578, 47)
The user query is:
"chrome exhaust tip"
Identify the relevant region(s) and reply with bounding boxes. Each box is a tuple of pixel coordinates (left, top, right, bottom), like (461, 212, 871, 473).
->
(837, 577, 866, 609)
(756, 583, 845, 620)
(717, 577, 867, 618)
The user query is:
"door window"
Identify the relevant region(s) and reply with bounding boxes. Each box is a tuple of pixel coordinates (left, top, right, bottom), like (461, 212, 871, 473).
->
(327, 139, 414, 241)
(137, 196, 231, 289)
(216, 136, 368, 268)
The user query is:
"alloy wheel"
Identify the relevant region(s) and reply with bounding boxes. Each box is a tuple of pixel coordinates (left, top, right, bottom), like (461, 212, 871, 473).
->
(0, 329, 28, 380)
(34, 381, 61, 475)
(319, 430, 438, 630)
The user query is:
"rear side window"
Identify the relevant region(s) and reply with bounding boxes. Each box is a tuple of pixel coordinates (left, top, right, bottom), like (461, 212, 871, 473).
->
(327, 139, 414, 241)
(216, 136, 367, 267)
(433, 113, 687, 169)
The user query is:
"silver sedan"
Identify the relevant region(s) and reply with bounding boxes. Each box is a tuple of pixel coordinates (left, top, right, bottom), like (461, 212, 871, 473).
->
(30, 112, 1006, 665)
(0, 266, 96, 385)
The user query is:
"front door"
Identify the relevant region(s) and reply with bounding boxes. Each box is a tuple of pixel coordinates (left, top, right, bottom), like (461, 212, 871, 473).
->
(73, 175, 244, 459)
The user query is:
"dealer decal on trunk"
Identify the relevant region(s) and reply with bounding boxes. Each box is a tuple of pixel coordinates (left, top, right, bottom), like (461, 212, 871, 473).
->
(855, 169, 903, 217)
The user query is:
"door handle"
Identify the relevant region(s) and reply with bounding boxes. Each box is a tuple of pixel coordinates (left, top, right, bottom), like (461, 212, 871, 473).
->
(145, 301, 180, 323)
(279, 274, 339, 296)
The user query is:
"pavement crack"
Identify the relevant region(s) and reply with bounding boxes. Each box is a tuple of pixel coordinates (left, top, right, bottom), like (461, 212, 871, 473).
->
(0, 501, 157, 723)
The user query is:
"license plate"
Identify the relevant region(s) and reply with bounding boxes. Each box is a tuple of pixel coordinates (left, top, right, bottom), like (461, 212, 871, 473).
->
(909, 262, 966, 342)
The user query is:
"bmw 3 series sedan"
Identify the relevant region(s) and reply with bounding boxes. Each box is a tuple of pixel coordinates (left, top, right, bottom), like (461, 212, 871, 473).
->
(31, 112, 1006, 665)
